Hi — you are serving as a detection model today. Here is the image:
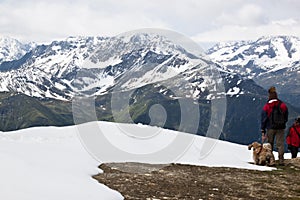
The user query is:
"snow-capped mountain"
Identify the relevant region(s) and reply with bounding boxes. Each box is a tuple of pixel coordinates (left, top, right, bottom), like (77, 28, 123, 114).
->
(0, 33, 229, 101)
(208, 36, 300, 77)
(0, 36, 33, 64)
(0, 36, 104, 100)
(207, 36, 300, 106)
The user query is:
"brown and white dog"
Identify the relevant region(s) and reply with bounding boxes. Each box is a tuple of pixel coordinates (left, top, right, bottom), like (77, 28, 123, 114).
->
(248, 142, 275, 166)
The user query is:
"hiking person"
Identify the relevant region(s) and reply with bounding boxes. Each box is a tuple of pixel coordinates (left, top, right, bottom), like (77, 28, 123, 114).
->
(261, 86, 288, 165)
(286, 117, 300, 158)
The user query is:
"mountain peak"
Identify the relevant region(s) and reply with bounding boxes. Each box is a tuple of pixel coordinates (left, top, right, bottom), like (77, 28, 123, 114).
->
(0, 36, 34, 64)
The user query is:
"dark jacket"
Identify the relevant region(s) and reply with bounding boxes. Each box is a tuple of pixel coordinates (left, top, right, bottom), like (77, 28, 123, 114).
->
(261, 99, 288, 131)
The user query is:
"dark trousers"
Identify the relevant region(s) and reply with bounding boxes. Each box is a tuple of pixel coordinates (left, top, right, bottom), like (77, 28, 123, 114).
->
(267, 129, 285, 161)
(289, 146, 299, 158)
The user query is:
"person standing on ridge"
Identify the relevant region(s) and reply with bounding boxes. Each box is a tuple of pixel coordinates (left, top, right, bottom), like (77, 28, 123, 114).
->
(286, 117, 300, 158)
(261, 86, 289, 165)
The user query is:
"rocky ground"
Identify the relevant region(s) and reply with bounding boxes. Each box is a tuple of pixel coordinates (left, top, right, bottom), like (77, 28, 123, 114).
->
(93, 158, 300, 200)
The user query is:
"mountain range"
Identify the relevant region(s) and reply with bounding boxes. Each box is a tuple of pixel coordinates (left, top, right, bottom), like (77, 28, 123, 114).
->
(0, 34, 299, 145)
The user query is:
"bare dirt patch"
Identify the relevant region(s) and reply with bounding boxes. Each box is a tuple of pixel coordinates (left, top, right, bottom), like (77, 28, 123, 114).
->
(93, 158, 300, 200)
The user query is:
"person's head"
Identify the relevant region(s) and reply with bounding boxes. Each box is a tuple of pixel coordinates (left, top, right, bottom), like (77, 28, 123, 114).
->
(294, 117, 300, 125)
(268, 86, 278, 100)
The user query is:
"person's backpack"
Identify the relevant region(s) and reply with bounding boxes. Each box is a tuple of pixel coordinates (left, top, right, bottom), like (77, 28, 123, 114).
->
(269, 101, 286, 129)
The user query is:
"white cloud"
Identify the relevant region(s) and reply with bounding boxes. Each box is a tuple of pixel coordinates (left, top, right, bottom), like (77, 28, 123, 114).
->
(1, 0, 300, 43)
(272, 18, 298, 26)
(193, 18, 300, 43)
(215, 4, 268, 26)
(0, 0, 170, 43)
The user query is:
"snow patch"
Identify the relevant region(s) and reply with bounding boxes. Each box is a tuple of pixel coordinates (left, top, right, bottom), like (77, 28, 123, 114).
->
(227, 87, 240, 96)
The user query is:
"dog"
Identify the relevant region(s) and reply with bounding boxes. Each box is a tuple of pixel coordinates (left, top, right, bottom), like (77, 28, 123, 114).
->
(248, 142, 275, 166)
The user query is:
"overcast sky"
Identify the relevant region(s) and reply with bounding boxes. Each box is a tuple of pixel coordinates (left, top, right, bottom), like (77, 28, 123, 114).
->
(1, 0, 300, 46)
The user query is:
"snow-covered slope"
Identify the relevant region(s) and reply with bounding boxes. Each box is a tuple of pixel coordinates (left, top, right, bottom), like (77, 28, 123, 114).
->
(0, 121, 282, 199)
(0, 36, 33, 64)
(0, 124, 123, 200)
